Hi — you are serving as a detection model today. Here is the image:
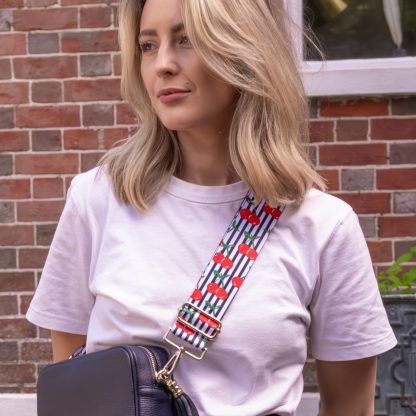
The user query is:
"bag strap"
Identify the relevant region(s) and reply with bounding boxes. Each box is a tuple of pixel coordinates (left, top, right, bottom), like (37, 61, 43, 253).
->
(163, 190, 283, 361)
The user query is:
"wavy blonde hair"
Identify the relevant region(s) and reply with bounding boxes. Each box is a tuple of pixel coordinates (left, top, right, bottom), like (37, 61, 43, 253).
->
(99, 0, 325, 212)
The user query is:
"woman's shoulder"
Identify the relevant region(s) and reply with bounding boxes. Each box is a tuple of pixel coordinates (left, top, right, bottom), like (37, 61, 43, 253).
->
(282, 187, 356, 244)
(68, 166, 115, 218)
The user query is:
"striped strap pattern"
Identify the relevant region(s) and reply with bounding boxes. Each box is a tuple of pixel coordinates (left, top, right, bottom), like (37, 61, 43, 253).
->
(170, 191, 283, 352)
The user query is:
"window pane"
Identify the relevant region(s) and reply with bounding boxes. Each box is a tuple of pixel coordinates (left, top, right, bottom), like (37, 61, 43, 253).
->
(304, 0, 416, 60)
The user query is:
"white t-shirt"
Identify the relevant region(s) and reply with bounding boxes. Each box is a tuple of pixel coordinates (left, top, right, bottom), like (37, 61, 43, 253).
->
(27, 167, 396, 416)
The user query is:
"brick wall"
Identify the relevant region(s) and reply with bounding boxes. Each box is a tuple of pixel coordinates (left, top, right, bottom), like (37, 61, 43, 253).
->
(0, 0, 415, 393)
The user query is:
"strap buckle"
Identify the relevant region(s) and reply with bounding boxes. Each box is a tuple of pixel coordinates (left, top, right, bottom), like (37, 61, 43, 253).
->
(163, 329, 207, 361)
(177, 302, 222, 341)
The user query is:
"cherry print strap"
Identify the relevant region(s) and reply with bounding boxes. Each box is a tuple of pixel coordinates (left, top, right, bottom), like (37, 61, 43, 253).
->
(164, 191, 284, 359)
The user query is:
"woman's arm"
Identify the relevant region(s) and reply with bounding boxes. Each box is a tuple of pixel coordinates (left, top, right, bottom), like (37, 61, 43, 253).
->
(51, 330, 87, 362)
(316, 356, 377, 416)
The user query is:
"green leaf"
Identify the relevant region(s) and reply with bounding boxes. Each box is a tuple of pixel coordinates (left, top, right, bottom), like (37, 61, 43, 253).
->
(395, 252, 413, 265)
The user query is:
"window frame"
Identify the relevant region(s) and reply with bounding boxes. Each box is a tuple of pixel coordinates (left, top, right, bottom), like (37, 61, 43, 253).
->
(286, 0, 416, 96)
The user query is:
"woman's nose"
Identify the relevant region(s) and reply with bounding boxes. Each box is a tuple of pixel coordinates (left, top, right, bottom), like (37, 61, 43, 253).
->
(155, 43, 179, 77)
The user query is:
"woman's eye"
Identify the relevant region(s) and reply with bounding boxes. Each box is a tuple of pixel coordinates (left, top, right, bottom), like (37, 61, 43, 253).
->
(179, 35, 191, 46)
(139, 42, 154, 52)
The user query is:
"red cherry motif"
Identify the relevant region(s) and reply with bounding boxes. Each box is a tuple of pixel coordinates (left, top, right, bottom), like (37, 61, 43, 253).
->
(263, 203, 272, 214)
(239, 208, 251, 220)
(176, 321, 195, 335)
(232, 276, 244, 288)
(199, 313, 220, 329)
(215, 288, 228, 300)
(221, 257, 233, 270)
(207, 282, 219, 294)
(213, 252, 224, 264)
(248, 213, 260, 225)
(191, 289, 203, 301)
(271, 208, 282, 219)
(238, 243, 250, 254)
(246, 248, 258, 260)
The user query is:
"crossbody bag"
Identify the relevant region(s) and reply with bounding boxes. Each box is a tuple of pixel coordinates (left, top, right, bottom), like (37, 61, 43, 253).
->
(36, 191, 284, 416)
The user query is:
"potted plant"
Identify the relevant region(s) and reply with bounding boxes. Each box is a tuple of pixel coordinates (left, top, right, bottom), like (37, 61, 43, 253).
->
(374, 246, 416, 416)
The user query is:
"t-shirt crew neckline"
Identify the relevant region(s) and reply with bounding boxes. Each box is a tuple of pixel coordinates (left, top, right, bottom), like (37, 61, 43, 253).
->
(164, 175, 249, 204)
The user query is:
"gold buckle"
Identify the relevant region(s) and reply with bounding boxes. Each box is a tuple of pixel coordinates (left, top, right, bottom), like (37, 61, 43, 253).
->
(163, 329, 207, 361)
(177, 302, 222, 341)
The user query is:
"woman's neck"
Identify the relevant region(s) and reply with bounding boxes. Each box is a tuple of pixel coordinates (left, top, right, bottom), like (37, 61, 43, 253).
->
(175, 128, 240, 186)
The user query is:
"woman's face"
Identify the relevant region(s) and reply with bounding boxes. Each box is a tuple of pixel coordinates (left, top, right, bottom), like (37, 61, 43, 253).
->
(139, 0, 237, 132)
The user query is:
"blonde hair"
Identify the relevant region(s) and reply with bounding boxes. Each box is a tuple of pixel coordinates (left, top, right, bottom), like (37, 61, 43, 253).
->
(99, 0, 325, 213)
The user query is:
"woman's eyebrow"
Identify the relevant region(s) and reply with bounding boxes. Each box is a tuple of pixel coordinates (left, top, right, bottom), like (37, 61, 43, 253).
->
(138, 22, 184, 39)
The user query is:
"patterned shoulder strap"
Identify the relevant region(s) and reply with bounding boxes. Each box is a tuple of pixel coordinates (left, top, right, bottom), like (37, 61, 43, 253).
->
(163, 190, 284, 360)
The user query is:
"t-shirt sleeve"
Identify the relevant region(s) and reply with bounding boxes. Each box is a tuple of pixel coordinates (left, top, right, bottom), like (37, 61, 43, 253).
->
(309, 209, 397, 361)
(26, 182, 94, 335)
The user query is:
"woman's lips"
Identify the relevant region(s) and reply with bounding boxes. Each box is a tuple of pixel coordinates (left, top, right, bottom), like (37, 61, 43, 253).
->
(159, 91, 191, 103)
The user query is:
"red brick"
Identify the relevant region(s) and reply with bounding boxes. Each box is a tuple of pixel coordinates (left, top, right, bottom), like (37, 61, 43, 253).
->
(367, 241, 393, 263)
(309, 120, 334, 143)
(0, 107, 13, 129)
(0, 179, 30, 199)
(0, 131, 29, 151)
(64, 129, 99, 149)
(20, 294, 32, 315)
(371, 118, 416, 140)
(113, 54, 121, 76)
(0, 249, 16, 268)
(0, 0, 24, 8)
(26, 0, 57, 7)
(14, 56, 77, 79)
(83, 103, 114, 126)
(0, 59, 11, 80)
(112, 5, 118, 27)
(62, 30, 118, 53)
(15, 154, 78, 174)
(319, 144, 387, 166)
(19, 248, 48, 268)
(16, 105, 80, 128)
(17, 200, 64, 222)
(80, 7, 111, 28)
(379, 216, 416, 237)
(32, 130, 61, 151)
(28, 33, 59, 54)
(0, 295, 18, 315)
(0, 82, 28, 104)
(0, 225, 34, 245)
(320, 99, 389, 117)
(33, 177, 63, 198)
(104, 127, 128, 148)
(392, 97, 416, 115)
(0, 341, 18, 362)
(21, 341, 52, 362)
(0, 364, 35, 383)
(0, 272, 34, 292)
(62, 0, 110, 4)
(336, 119, 368, 141)
(116, 103, 137, 124)
(80, 54, 111, 77)
(81, 152, 105, 171)
(64, 79, 121, 102)
(36, 223, 57, 246)
(13, 8, 77, 31)
(0, 319, 36, 338)
(335, 192, 391, 214)
(390, 143, 416, 165)
(377, 168, 416, 190)
(0, 34, 25, 56)
(32, 81, 62, 103)
(316, 169, 339, 191)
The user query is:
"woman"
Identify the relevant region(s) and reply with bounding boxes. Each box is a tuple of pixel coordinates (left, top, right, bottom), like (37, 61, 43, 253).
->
(27, 0, 396, 415)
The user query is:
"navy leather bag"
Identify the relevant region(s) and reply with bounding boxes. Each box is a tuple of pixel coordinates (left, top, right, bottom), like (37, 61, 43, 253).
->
(37, 345, 198, 416)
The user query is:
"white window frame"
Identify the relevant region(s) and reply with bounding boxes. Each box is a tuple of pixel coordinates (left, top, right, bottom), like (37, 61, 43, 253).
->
(285, 0, 416, 96)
